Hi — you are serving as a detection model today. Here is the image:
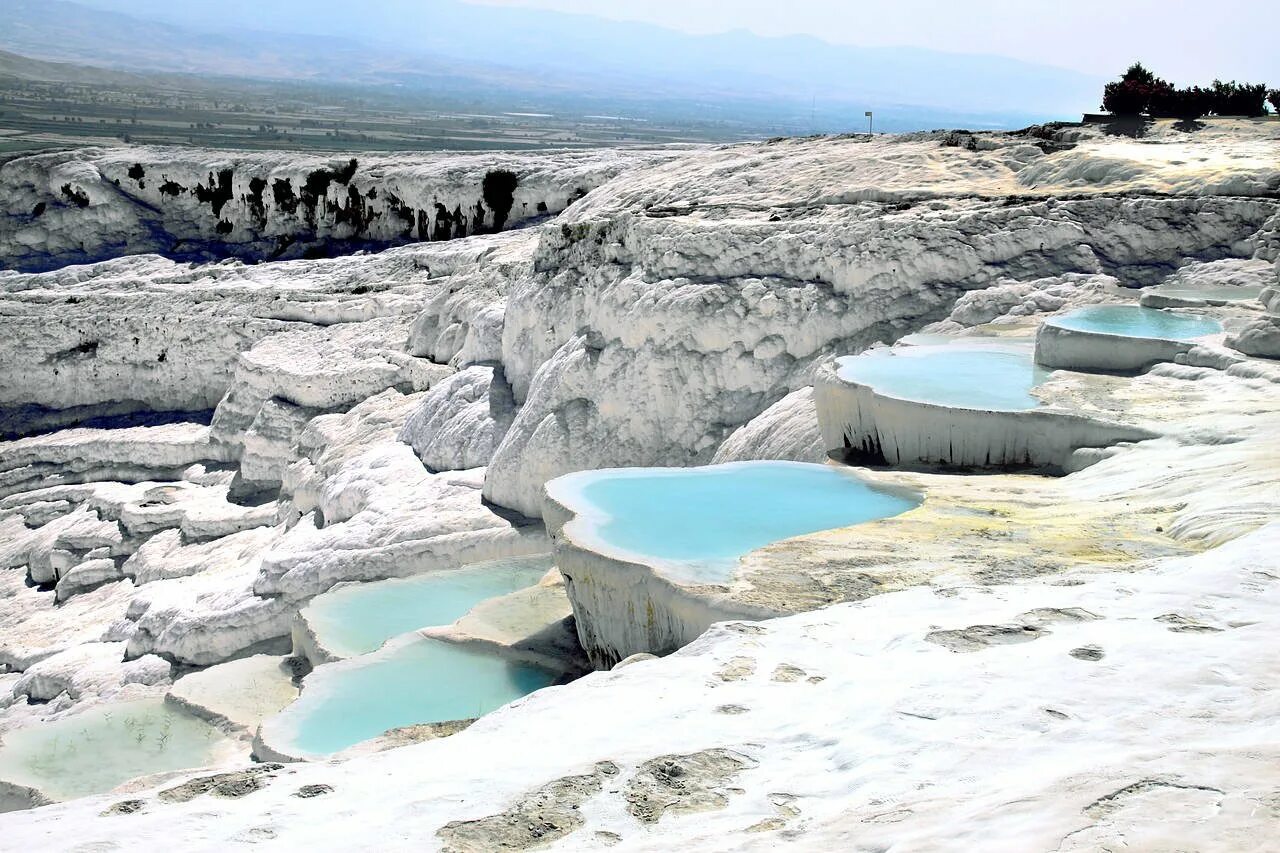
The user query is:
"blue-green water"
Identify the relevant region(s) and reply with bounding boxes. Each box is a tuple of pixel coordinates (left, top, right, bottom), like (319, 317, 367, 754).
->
(1050, 305, 1222, 340)
(278, 638, 558, 757)
(303, 556, 554, 658)
(837, 345, 1051, 411)
(0, 699, 233, 801)
(567, 462, 920, 579)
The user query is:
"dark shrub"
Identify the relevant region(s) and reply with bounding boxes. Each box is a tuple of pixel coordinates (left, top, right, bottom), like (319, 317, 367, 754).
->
(1103, 80, 1148, 115)
(1270, 90, 1280, 114)
(1102, 63, 1171, 116)
(1209, 80, 1269, 116)
(1149, 86, 1212, 120)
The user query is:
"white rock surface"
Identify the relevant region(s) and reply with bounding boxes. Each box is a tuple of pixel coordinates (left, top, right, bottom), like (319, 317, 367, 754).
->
(165, 655, 299, 736)
(1034, 314, 1223, 374)
(0, 233, 524, 428)
(8, 642, 169, 708)
(0, 569, 136, 672)
(925, 272, 1130, 332)
(399, 365, 517, 472)
(1228, 314, 1280, 358)
(5, 519, 1277, 849)
(1227, 270, 1280, 358)
(711, 388, 826, 464)
(258, 391, 548, 602)
(54, 559, 123, 603)
(123, 526, 279, 586)
(123, 560, 293, 667)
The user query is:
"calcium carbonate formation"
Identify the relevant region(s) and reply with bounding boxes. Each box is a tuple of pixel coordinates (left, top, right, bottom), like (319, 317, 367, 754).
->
(0, 119, 1278, 850)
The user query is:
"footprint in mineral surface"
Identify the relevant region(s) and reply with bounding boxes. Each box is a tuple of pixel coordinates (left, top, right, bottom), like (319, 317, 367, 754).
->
(925, 623, 1049, 652)
(100, 800, 146, 817)
(715, 656, 757, 682)
(623, 749, 756, 825)
(1156, 613, 1224, 633)
(771, 664, 808, 682)
(1070, 645, 1106, 661)
(1018, 607, 1102, 626)
(231, 826, 279, 844)
(294, 784, 333, 798)
(745, 791, 802, 832)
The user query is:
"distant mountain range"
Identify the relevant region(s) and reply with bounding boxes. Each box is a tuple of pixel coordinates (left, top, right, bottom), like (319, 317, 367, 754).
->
(1, 0, 1102, 132)
(0, 48, 155, 86)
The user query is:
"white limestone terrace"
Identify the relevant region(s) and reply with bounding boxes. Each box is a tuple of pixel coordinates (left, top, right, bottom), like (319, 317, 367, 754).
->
(0, 230, 536, 430)
(1035, 304, 1228, 373)
(3, 487, 1277, 848)
(540, 289, 1279, 667)
(543, 462, 923, 667)
(1140, 257, 1273, 308)
(0, 145, 684, 273)
(814, 338, 1157, 471)
(482, 119, 1280, 518)
(0, 120, 1276, 837)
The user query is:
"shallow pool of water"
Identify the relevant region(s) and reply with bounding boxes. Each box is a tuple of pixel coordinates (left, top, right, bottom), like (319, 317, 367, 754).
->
(1049, 305, 1222, 340)
(272, 637, 558, 757)
(0, 699, 234, 801)
(836, 344, 1051, 411)
(303, 555, 554, 658)
(556, 462, 920, 582)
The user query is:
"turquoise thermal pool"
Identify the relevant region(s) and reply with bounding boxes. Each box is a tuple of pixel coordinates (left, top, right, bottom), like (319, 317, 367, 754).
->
(0, 699, 234, 801)
(1047, 305, 1222, 340)
(553, 461, 921, 582)
(302, 555, 554, 658)
(269, 637, 559, 757)
(835, 344, 1052, 411)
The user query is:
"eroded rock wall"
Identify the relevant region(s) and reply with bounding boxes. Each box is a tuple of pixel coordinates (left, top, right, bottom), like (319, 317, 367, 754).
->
(0, 146, 678, 273)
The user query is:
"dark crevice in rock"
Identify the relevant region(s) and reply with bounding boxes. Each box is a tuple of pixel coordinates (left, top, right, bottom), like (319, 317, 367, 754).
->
(60, 184, 90, 208)
(272, 178, 299, 216)
(246, 177, 269, 228)
(482, 169, 519, 232)
(0, 404, 213, 441)
(193, 169, 235, 217)
(44, 340, 99, 363)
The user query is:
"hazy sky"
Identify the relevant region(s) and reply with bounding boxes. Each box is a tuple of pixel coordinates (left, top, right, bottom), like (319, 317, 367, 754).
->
(472, 0, 1280, 82)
